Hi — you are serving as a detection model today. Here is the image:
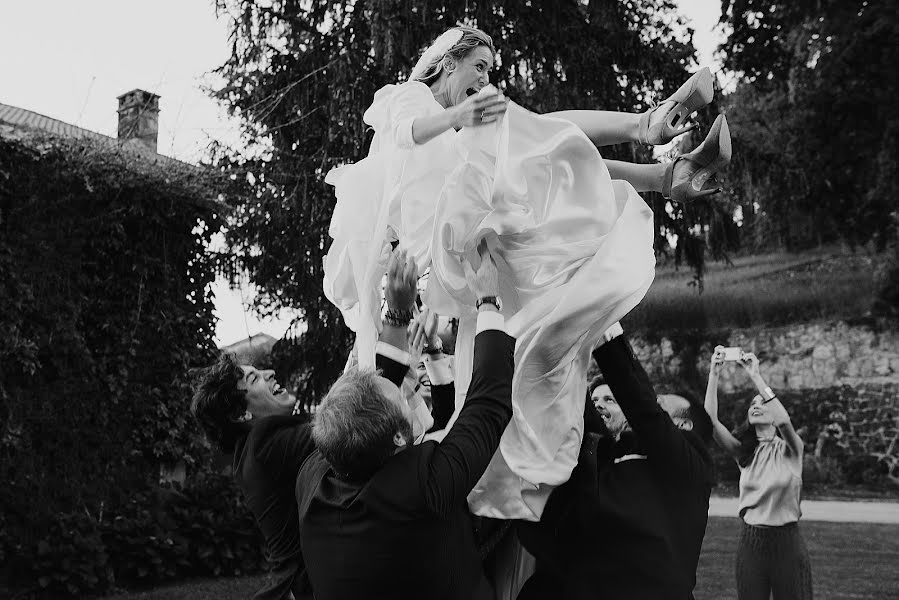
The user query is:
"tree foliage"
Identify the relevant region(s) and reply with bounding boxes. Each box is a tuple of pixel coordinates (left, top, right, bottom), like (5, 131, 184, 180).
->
(719, 0, 899, 250)
(211, 0, 720, 397)
(0, 130, 225, 541)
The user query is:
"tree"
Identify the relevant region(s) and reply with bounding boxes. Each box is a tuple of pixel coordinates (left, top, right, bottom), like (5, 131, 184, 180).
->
(719, 0, 899, 250)
(211, 0, 711, 397)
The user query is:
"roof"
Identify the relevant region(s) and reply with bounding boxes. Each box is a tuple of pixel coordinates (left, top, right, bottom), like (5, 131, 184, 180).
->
(0, 103, 116, 142)
(219, 333, 278, 364)
(0, 102, 190, 170)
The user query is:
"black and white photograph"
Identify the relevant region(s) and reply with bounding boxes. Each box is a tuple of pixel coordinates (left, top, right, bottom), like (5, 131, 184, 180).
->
(1, 1, 897, 598)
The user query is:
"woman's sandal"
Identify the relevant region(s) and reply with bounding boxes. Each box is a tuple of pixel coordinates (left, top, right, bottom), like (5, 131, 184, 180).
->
(663, 113, 731, 203)
(639, 67, 714, 145)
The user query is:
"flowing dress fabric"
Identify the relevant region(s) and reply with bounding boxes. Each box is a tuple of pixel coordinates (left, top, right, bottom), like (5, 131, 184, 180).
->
(323, 82, 656, 519)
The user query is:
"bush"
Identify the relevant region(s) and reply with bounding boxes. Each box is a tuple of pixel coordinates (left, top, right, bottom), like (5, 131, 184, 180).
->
(4, 513, 115, 599)
(2, 474, 266, 599)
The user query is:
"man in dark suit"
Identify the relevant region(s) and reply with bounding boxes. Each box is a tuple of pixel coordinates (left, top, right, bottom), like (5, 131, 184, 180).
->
(516, 322, 715, 600)
(190, 248, 441, 600)
(296, 243, 514, 600)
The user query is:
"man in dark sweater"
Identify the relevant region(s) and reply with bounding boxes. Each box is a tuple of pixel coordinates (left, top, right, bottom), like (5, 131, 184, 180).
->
(296, 244, 514, 600)
(190, 248, 448, 600)
(516, 322, 715, 600)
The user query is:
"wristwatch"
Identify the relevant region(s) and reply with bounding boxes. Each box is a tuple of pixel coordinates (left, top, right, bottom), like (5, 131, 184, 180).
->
(476, 296, 502, 311)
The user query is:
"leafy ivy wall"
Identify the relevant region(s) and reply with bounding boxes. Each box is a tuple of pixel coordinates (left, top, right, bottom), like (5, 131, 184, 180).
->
(0, 130, 245, 597)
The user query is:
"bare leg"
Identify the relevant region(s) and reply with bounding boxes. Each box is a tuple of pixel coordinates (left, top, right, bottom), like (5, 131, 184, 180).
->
(548, 110, 641, 147)
(604, 160, 666, 193)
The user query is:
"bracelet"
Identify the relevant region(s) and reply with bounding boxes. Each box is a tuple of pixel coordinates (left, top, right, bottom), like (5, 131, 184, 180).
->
(384, 308, 414, 327)
(761, 386, 777, 403)
(476, 295, 502, 311)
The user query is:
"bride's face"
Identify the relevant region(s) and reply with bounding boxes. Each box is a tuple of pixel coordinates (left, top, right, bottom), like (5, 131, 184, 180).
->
(445, 45, 494, 106)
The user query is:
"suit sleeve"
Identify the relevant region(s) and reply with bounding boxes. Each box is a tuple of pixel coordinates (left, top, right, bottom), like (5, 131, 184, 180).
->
(422, 330, 515, 518)
(263, 422, 317, 480)
(375, 350, 411, 388)
(427, 382, 456, 432)
(592, 336, 710, 484)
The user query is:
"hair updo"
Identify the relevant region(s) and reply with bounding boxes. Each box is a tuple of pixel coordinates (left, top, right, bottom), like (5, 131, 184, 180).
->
(413, 26, 496, 86)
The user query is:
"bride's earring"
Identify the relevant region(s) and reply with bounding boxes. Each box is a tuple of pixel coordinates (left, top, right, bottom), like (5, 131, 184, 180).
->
(237, 410, 253, 423)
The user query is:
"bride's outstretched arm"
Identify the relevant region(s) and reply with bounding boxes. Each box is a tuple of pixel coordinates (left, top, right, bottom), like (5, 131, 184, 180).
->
(411, 92, 507, 145)
(549, 110, 642, 147)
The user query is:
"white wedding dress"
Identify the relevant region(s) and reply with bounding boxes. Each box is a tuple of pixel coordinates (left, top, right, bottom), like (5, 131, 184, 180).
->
(323, 81, 655, 520)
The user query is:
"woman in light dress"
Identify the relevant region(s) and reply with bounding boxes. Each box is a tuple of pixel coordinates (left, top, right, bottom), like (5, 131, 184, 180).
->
(323, 26, 730, 521)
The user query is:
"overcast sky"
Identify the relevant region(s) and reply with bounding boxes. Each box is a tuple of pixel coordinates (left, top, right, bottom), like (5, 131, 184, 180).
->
(0, 0, 725, 347)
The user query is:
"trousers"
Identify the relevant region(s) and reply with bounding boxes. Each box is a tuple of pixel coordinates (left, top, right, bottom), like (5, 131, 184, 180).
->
(735, 521, 813, 600)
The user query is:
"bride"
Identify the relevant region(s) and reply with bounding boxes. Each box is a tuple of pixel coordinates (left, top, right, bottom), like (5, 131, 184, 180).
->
(323, 26, 730, 520)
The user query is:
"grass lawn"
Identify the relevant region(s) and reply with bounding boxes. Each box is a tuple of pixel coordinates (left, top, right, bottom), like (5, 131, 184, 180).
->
(107, 517, 899, 600)
(695, 517, 899, 600)
(623, 247, 881, 333)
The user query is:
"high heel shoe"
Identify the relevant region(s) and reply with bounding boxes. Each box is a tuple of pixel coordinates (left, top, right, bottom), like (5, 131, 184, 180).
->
(638, 67, 714, 145)
(663, 113, 731, 203)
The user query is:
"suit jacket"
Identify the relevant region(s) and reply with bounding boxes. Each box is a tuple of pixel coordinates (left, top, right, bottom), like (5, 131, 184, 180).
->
(517, 335, 713, 600)
(233, 348, 412, 600)
(296, 329, 515, 600)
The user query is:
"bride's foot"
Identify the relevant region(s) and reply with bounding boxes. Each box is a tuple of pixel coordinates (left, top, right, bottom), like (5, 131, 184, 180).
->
(662, 114, 731, 203)
(638, 67, 714, 145)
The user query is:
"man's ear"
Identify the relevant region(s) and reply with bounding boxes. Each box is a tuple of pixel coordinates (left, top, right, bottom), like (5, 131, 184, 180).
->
(393, 431, 408, 449)
(233, 410, 252, 423)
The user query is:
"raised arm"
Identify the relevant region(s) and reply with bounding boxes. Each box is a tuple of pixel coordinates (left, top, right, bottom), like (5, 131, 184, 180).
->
(422, 244, 514, 517)
(375, 247, 418, 387)
(740, 353, 804, 459)
(409, 307, 455, 432)
(592, 323, 709, 484)
(705, 346, 742, 457)
(400, 82, 506, 148)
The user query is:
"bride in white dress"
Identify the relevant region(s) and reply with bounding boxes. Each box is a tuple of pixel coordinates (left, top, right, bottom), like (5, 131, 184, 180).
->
(323, 26, 730, 520)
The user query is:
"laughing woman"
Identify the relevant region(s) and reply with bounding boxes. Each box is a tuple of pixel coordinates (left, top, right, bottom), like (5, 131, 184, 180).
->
(704, 348, 813, 600)
(323, 25, 730, 520)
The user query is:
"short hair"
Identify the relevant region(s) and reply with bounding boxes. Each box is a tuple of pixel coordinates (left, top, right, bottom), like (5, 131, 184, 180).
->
(587, 375, 607, 399)
(667, 389, 713, 446)
(190, 353, 249, 453)
(415, 26, 497, 86)
(312, 368, 412, 481)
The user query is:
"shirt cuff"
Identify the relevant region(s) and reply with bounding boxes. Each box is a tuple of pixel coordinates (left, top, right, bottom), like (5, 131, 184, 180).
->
(424, 356, 453, 386)
(395, 117, 417, 149)
(476, 310, 506, 334)
(375, 341, 412, 367)
(595, 322, 624, 349)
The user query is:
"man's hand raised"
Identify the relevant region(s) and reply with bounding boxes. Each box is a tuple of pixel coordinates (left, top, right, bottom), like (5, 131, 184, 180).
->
(461, 240, 499, 309)
(386, 247, 418, 312)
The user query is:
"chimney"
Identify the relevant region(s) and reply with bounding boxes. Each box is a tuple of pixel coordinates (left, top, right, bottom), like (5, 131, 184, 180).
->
(116, 89, 160, 153)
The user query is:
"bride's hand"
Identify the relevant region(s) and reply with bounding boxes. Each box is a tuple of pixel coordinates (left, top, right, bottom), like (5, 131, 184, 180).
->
(451, 91, 507, 128)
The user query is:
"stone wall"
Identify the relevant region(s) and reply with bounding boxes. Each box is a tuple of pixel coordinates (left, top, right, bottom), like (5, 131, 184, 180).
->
(624, 320, 899, 490)
(629, 320, 899, 393)
(713, 383, 899, 488)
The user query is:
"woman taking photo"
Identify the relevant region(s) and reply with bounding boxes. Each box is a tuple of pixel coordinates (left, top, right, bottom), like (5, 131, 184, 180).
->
(704, 348, 813, 600)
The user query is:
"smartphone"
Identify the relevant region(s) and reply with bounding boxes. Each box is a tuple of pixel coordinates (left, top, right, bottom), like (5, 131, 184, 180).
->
(721, 347, 743, 361)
